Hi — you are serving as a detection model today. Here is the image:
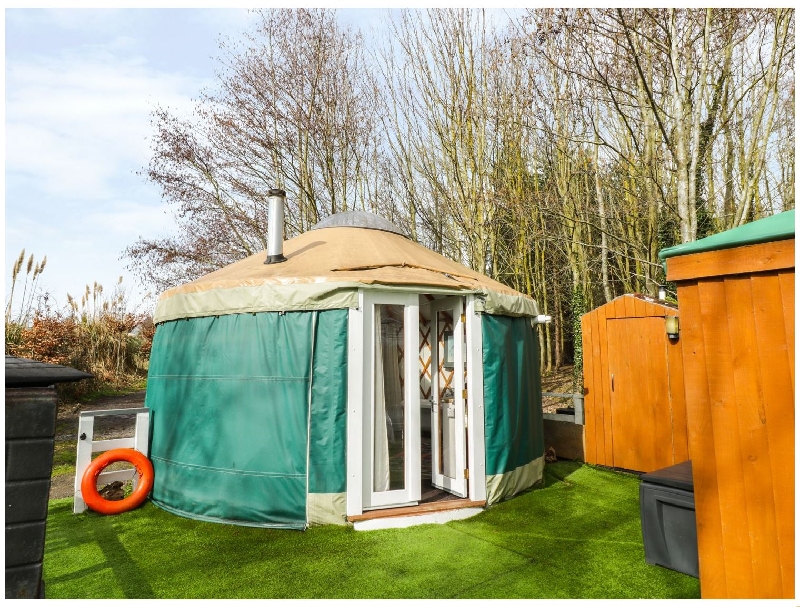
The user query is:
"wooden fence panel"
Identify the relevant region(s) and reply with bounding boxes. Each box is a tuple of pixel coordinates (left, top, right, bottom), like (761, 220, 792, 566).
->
(751, 272, 795, 597)
(623, 295, 636, 317)
(581, 314, 597, 465)
(778, 272, 795, 389)
(607, 320, 635, 469)
(698, 277, 756, 597)
(647, 319, 672, 470)
(666, 336, 689, 463)
(678, 281, 728, 598)
(724, 275, 781, 596)
(596, 304, 613, 465)
(613, 297, 626, 319)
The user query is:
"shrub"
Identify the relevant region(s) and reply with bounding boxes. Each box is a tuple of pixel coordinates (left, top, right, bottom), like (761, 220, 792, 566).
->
(5, 251, 153, 400)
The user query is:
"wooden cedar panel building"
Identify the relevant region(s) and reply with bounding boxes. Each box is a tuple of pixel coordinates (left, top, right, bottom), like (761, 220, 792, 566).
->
(581, 294, 688, 473)
(662, 210, 794, 599)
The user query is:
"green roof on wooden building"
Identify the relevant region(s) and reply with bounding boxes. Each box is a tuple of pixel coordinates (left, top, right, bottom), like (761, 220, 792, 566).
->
(658, 209, 795, 262)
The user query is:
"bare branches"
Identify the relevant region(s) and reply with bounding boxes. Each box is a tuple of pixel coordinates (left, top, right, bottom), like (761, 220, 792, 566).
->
(126, 9, 383, 287)
(126, 7, 793, 373)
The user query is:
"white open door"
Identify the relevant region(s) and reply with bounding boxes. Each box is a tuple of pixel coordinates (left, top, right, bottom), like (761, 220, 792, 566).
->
(361, 291, 421, 510)
(429, 296, 468, 498)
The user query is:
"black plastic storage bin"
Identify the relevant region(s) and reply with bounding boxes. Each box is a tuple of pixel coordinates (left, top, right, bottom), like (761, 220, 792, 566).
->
(5, 357, 91, 599)
(639, 460, 698, 578)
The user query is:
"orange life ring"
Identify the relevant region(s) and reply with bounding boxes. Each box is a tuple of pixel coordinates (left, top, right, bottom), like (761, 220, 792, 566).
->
(81, 448, 154, 515)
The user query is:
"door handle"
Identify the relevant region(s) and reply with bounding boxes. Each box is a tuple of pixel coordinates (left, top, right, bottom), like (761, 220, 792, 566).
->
(611, 374, 614, 391)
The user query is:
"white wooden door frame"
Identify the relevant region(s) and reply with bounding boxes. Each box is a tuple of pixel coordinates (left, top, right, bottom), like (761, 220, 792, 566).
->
(352, 290, 421, 511)
(465, 295, 487, 503)
(346, 300, 364, 518)
(429, 296, 468, 497)
(346, 290, 487, 518)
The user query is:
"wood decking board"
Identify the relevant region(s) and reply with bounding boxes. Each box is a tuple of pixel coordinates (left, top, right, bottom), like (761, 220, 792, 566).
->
(348, 499, 486, 522)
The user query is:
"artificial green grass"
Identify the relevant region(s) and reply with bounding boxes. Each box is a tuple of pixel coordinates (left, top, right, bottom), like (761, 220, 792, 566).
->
(42, 462, 700, 599)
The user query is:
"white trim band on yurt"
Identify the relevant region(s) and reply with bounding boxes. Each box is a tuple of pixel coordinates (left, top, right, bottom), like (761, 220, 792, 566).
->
(153, 282, 539, 324)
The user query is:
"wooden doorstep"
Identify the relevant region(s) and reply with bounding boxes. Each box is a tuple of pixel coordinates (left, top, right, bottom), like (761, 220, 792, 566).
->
(348, 499, 486, 522)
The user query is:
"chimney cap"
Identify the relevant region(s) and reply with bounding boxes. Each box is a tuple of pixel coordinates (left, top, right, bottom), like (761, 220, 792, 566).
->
(268, 188, 286, 197)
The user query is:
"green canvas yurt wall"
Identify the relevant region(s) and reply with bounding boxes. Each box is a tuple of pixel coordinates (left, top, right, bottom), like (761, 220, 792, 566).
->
(482, 315, 544, 504)
(144, 212, 544, 528)
(145, 309, 348, 529)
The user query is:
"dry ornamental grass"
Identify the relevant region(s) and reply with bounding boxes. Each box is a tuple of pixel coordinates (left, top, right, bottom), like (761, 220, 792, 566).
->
(5, 251, 153, 399)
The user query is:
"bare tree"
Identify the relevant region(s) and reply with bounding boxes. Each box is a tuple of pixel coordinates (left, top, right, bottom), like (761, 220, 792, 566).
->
(380, 9, 498, 270)
(125, 8, 382, 291)
(127, 7, 793, 376)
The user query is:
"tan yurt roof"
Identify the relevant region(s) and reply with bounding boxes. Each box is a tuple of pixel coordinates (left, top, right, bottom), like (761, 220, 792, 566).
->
(154, 217, 538, 323)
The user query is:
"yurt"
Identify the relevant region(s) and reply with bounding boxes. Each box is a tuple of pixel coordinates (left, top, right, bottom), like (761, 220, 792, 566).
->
(145, 190, 545, 530)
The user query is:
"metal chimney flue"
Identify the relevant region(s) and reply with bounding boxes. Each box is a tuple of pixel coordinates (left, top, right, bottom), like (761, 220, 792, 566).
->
(265, 188, 287, 264)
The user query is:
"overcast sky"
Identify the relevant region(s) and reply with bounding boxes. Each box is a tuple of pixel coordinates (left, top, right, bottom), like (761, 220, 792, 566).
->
(4, 6, 397, 318)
